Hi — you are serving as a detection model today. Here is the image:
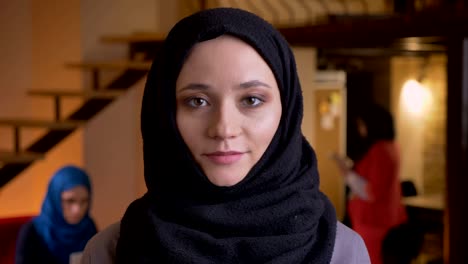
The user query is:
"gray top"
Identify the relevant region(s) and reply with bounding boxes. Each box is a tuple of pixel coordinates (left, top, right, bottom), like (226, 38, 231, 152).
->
(81, 221, 369, 264)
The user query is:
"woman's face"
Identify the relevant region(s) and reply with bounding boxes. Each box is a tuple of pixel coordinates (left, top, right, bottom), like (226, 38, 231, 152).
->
(61, 185, 90, 225)
(176, 35, 282, 187)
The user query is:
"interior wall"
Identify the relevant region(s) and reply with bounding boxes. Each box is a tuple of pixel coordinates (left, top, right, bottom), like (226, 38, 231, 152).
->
(0, 0, 32, 155)
(159, 1, 182, 33)
(0, 0, 396, 225)
(421, 55, 446, 195)
(0, 0, 83, 217)
(80, 0, 160, 229)
(391, 57, 425, 192)
(294, 48, 346, 219)
(390, 55, 446, 195)
(0, 0, 32, 120)
(312, 86, 346, 220)
(80, 0, 159, 61)
(0, 0, 169, 225)
(294, 48, 317, 146)
(83, 82, 144, 229)
(0, 131, 84, 217)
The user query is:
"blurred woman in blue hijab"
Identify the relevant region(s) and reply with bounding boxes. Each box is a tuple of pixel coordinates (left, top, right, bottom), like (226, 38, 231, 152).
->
(15, 165, 97, 264)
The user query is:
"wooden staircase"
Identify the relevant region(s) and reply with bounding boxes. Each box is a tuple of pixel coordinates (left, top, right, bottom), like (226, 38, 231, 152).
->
(0, 33, 164, 188)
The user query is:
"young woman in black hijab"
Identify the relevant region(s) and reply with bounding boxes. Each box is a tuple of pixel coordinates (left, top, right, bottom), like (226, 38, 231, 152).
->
(82, 8, 369, 263)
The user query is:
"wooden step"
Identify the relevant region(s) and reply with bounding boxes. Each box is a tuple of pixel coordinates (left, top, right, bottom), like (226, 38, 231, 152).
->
(28, 89, 126, 99)
(100, 32, 166, 44)
(65, 61, 152, 70)
(0, 151, 44, 164)
(0, 119, 84, 129)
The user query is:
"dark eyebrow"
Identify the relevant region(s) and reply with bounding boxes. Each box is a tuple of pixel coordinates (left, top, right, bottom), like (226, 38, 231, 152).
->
(177, 80, 271, 93)
(239, 80, 271, 89)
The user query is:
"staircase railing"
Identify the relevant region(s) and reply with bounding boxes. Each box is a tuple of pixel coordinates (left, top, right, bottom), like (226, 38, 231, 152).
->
(1, 0, 463, 188)
(0, 36, 163, 188)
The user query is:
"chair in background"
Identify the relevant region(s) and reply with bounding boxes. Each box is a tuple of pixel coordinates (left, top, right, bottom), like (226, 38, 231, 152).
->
(0, 215, 34, 264)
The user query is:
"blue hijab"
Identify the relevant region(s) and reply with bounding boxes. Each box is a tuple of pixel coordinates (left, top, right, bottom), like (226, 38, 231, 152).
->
(33, 165, 97, 264)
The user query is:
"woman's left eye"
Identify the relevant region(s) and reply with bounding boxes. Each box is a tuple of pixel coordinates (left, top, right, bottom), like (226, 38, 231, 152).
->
(187, 97, 208, 107)
(242, 97, 263, 107)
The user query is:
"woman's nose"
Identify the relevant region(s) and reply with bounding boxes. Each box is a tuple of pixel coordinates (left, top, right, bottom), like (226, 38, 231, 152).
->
(71, 204, 81, 213)
(207, 103, 241, 139)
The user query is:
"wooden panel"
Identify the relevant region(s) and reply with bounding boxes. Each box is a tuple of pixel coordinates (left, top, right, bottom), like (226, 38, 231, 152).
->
(100, 32, 166, 43)
(0, 151, 44, 163)
(65, 61, 151, 70)
(0, 119, 83, 129)
(312, 88, 346, 219)
(28, 89, 125, 98)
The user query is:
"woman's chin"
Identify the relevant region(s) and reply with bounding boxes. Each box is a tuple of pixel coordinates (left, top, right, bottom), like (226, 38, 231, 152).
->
(206, 172, 247, 187)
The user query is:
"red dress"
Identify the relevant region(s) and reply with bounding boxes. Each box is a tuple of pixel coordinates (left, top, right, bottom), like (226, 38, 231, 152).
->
(348, 140, 407, 264)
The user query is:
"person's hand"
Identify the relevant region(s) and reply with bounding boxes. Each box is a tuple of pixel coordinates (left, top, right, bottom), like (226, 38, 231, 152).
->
(330, 153, 352, 175)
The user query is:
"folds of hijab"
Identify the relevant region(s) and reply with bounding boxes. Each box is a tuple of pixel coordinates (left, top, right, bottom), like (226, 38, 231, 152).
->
(33, 165, 97, 264)
(117, 7, 337, 263)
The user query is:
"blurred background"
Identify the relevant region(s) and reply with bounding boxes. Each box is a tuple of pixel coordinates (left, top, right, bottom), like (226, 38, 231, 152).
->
(1, 0, 467, 263)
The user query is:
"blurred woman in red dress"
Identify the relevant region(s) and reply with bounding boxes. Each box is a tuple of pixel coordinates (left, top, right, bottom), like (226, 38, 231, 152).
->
(333, 103, 407, 264)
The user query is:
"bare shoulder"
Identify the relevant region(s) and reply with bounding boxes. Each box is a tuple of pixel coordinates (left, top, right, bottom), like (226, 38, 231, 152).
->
(81, 221, 120, 264)
(330, 222, 371, 264)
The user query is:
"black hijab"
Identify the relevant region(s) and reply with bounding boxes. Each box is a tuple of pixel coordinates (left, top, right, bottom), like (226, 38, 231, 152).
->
(117, 8, 336, 263)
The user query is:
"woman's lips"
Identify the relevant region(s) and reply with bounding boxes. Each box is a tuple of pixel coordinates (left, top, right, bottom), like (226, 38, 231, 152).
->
(204, 151, 244, 165)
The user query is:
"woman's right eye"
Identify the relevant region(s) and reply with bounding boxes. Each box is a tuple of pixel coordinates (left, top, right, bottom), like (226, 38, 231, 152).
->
(187, 97, 208, 108)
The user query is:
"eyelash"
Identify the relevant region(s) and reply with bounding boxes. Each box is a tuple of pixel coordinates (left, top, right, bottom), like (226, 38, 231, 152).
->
(186, 97, 209, 108)
(184, 96, 265, 109)
(242, 96, 264, 107)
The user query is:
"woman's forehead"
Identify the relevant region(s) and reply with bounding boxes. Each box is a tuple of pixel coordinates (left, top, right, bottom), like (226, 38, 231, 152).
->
(176, 35, 278, 90)
(61, 185, 89, 198)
